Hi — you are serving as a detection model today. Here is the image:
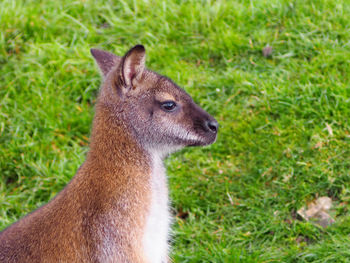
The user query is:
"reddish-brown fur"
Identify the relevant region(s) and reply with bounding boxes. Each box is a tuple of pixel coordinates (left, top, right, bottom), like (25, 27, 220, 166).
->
(0, 90, 152, 262)
(0, 45, 218, 262)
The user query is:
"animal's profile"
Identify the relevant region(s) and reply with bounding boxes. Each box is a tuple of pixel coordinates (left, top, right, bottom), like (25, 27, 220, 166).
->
(0, 45, 218, 262)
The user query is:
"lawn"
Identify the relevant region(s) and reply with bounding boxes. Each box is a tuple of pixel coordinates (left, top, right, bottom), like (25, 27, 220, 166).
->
(1, 0, 350, 262)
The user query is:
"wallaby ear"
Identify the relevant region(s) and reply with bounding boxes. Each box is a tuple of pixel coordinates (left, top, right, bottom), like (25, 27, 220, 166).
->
(91, 48, 121, 77)
(121, 45, 146, 88)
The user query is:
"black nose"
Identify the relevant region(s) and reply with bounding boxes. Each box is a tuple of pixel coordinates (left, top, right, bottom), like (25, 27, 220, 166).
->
(204, 120, 219, 134)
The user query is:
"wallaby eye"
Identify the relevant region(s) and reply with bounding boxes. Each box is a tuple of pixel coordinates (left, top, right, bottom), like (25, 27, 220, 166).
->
(161, 101, 177, 112)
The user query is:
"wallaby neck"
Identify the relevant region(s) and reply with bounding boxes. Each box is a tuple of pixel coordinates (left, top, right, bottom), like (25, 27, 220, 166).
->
(87, 103, 151, 171)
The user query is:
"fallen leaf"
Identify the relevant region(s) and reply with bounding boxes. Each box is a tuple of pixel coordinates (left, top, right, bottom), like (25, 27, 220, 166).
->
(297, 196, 335, 228)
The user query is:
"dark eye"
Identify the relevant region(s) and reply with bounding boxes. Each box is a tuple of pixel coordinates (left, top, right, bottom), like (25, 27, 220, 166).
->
(161, 101, 177, 112)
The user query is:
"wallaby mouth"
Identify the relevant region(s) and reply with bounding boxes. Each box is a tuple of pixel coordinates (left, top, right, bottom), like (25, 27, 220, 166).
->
(188, 116, 218, 147)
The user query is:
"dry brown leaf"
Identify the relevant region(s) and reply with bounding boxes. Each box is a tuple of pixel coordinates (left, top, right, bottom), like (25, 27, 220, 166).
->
(297, 196, 335, 228)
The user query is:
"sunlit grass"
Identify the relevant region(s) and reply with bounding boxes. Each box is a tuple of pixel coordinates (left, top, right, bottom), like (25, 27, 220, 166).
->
(1, 0, 350, 262)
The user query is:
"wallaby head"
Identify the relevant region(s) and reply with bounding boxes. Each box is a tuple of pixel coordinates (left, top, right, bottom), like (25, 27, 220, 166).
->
(91, 45, 218, 157)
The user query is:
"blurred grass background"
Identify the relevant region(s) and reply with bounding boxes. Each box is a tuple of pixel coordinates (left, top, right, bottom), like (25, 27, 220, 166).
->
(1, 0, 350, 262)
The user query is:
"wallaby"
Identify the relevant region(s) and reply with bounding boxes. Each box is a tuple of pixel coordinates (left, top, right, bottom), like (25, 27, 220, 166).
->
(0, 45, 218, 262)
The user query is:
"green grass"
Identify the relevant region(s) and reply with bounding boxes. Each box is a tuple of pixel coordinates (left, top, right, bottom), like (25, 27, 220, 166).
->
(1, 0, 350, 262)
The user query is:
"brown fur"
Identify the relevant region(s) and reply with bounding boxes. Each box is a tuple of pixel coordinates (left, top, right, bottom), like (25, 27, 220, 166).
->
(0, 45, 218, 262)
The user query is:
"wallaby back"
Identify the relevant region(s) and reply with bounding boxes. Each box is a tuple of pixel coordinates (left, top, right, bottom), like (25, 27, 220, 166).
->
(0, 45, 218, 263)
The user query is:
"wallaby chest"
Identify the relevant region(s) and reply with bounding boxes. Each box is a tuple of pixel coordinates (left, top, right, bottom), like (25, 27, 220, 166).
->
(142, 154, 170, 263)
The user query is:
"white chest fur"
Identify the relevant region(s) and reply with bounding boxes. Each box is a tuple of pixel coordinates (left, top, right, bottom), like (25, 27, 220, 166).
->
(143, 154, 171, 263)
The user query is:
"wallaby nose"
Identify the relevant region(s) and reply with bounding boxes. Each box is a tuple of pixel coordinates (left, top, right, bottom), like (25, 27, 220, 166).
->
(205, 120, 219, 134)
